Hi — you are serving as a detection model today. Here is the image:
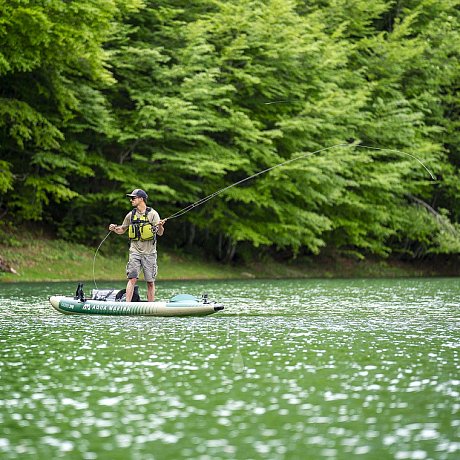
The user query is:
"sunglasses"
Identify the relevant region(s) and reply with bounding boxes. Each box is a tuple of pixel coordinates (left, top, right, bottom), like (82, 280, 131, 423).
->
(129, 197, 138, 201)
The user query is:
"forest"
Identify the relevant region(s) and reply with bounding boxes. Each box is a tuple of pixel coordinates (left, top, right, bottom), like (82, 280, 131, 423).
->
(1, 0, 459, 263)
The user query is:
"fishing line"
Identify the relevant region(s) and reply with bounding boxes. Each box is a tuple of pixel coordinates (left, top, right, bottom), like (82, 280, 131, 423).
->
(92, 223, 159, 289)
(92, 142, 436, 283)
(357, 145, 435, 180)
(232, 311, 245, 374)
(92, 231, 112, 289)
(264, 100, 292, 105)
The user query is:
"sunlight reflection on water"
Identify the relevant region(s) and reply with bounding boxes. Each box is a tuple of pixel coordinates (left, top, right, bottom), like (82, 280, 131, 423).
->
(0, 278, 459, 459)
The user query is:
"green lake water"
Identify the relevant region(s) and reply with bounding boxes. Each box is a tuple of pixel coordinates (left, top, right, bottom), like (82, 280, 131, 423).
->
(0, 278, 459, 459)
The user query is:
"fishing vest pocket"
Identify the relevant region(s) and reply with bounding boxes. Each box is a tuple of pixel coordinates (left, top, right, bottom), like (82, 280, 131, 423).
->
(128, 224, 140, 240)
(139, 222, 155, 241)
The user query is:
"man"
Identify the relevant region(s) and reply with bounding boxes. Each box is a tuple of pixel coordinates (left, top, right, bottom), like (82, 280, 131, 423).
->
(109, 189, 165, 302)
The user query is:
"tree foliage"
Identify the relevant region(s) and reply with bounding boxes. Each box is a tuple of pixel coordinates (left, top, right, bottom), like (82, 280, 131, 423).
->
(1, 0, 459, 261)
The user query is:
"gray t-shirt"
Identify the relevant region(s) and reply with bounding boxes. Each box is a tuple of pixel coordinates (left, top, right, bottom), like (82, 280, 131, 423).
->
(122, 208, 161, 255)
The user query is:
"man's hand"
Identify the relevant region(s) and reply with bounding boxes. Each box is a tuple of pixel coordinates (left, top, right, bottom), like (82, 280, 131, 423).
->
(109, 224, 118, 231)
(156, 219, 166, 236)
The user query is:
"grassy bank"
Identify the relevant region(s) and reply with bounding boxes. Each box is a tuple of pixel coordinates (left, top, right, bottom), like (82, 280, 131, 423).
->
(0, 237, 244, 282)
(1, 234, 459, 283)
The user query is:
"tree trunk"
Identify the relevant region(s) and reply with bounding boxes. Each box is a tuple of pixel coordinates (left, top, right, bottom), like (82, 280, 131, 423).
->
(217, 233, 223, 260)
(225, 238, 237, 263)
(186, 223, 196, 248)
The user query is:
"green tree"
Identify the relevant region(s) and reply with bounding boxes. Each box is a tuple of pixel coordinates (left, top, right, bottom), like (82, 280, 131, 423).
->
(0, 0, 141, 221)
(2, 0, 458, 262)
(305, 0, 460, 258)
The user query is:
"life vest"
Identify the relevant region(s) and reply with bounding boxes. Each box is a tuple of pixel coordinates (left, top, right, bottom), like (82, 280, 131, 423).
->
(128, 207, 156, 241)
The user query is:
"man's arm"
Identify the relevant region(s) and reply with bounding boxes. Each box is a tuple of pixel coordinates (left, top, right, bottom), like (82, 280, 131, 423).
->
(156, 219, 166, 236)
(150, 210, 165, 236)
(109, 223, 127, 234)
(109, 214, 130, 234)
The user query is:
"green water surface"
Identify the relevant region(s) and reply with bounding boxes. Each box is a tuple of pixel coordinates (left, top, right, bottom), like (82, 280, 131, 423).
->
(0, 278, 459, 459)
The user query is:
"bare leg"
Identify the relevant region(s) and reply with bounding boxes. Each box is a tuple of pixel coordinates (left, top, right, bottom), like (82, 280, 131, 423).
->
(147, 281, 155, 302)
(126, 278, 137, 302)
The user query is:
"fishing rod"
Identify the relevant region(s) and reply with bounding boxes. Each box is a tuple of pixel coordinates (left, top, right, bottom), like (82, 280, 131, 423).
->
(92, 142, 436, 287)
(163, 143, 436, 221)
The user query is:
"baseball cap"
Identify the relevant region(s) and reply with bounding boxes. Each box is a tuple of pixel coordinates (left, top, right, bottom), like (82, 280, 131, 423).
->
(126, 189, 148, 200)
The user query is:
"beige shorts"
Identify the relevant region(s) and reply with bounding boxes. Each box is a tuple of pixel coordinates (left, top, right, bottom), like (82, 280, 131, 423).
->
(126, 252, 157, 282)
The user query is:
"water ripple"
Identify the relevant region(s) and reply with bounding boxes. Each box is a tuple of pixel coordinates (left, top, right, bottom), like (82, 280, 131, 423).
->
(0, 278, 459, 459)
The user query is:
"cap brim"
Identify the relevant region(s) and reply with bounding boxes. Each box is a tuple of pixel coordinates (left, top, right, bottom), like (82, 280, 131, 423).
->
(126, 194, 137, 197)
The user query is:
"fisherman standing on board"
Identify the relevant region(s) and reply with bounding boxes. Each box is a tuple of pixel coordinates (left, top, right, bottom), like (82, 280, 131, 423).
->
(109, 189, 165, 302)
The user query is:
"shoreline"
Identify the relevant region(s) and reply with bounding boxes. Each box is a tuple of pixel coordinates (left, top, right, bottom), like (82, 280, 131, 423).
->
(0, 247, 460, 285)
(1, 236, 459, 283)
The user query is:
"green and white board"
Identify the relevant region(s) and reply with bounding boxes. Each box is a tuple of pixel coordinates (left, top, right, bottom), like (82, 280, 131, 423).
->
(49, 294, 224, 317)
